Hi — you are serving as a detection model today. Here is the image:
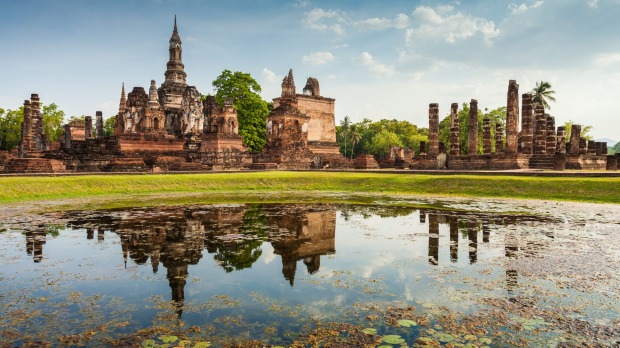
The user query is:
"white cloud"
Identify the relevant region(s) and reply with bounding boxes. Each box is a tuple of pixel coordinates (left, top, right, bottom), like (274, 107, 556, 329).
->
(302, 51, 335, 65)
(261, 68, 280, 83)
(302, 8, 346, 35)
(185, 35, 198, 42)
(353, 52, 395, 77)
(295, 0, 310, 7)
(508, 1, 543, 15)
(587, 0, 598, 8)
(410, 6, 499, 44)
(354, 13, 409, 31)
(593, 53, 620, 66)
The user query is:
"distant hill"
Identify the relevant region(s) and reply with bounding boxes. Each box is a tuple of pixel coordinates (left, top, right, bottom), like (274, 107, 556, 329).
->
(596, 138, 618, 147)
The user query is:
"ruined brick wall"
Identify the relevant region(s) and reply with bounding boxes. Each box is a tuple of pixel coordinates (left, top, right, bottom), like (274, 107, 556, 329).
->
(274, 95, 336, 143)
(448, 154, 530, 170)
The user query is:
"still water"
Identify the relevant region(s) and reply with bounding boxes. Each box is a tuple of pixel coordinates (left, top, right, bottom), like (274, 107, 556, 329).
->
(1, 203, 618, 347)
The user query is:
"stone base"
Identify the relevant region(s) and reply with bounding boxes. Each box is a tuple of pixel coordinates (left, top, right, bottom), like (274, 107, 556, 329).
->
(118, 134, 184, 154)
(103, 158, 149, 172)
(3, 158, 66, 173)
(447, 154, 530, 170)
(606, 155, 618, 170)
(200, 133, 247, 152)
(354, 155, 379, 169)
(566, 155, 607, 170)
(0, 151, 10, 172)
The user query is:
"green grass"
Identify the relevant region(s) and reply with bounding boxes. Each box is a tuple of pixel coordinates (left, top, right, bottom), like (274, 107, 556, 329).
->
(0, 171, 618, 208)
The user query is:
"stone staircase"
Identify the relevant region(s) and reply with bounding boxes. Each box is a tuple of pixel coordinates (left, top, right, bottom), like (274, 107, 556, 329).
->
(528, 155, 555, 170)
(3, 158, 67, 173)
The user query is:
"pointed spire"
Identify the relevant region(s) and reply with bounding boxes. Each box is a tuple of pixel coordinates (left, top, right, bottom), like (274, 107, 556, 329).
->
(170, 15, 181, 45)
(281, 68, 296, 98)
(148, 80, 160, 107)
(118, 82, 127, 114)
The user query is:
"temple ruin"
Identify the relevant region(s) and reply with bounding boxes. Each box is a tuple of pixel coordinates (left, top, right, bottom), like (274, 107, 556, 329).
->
(1, 17, 351, 173)
(407, 79, 614, 171)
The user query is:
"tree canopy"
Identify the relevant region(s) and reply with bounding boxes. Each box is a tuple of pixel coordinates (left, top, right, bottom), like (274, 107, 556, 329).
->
(212, 70, 269, 152)
(531, 81, 556, 110)
(438, 104, 506, 155)
(336, 118, 428, 159)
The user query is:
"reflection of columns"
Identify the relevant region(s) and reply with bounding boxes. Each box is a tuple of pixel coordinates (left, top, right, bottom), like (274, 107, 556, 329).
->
(482, 223, 490, 243)
(167, 263, 187, 317)
(25, 231, 46, 263)
(419, 210, 426, 224)
(428, 214, 439, 265)
(506, 269, 518, 293)
(303, 256, 320, 274)
(86, 228, 94, 239)
(97, 229, 105, 241)
(468, 220, 477, 264)
(449, 217, 458, 263)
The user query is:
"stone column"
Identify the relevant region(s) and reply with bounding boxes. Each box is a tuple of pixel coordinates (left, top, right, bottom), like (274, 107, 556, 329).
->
(607, 155, 618, 170)
(96, 111, 104, 138)
(495, 124, 504, 153)
(520, 93, 533, 155)
(85, 116, 93, 140)
(556, 126, 566, 154)
(428, 103, 439, 157)
(587, 140, 596, 155)
(602, 142, 608, 155)
(63, 124, 72, 150)
(467, 99, 478, 155)
(449, 103, 460, 156)
(506, 80, 519, 154)
(482, 118, 491, 154)
(22, 99, 32, 152)
(579, 138, 587, 155)
(31, 94, 41, 151)
(595, 142, 602, 155)
(569, 124, 581, 155)
(545, 115, 556, 154)
(533, 102, 546, 154)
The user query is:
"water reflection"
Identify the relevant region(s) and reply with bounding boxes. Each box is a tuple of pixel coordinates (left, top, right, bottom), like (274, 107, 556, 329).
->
(22, 204, 557, 317)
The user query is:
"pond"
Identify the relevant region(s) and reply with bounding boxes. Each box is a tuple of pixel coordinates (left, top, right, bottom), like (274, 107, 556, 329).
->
(1, 201, 619, 347)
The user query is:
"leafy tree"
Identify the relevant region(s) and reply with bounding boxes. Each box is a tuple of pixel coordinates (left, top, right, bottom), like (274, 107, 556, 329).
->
(531, 81, 556, 110)
(0, 107, 23, 151)
(104, 116, 116, 137)
(212, 70, 269, 152)
(42, 103, 65, 142)
(563, 121, 592, 141)
(438, 104, 506, 155)
(366, 129, 403, 159)
(610, 142, 620, 155)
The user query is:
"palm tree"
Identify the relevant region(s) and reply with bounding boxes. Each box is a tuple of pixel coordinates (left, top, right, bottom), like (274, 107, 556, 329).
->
(348, 124, 362, 159)
(339, 116, 351, 157)
(531, 81, 556, 109)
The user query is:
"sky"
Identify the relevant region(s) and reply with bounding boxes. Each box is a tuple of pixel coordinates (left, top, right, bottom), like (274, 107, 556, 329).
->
(0, 0, 619, 140)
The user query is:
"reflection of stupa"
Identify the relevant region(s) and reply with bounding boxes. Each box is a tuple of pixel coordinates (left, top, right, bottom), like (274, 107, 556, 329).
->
(25, 231, 46, 263)
(268, 209, 336, 286)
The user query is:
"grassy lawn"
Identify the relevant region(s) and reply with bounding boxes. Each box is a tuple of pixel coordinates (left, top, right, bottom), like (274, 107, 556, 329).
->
(0, 171, 618, 206)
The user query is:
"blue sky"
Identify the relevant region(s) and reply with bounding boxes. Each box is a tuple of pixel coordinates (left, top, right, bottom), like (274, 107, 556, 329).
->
(0, 0, 618, 140)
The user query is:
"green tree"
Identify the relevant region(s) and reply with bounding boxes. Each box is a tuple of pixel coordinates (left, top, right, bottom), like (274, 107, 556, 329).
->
(339, 116, 351, 157)
(104, 116, 116, 137)
(610, 142, 620, 155)
(438, 104, 506, 155)
(366, 129, 403, 159)
(563, 121, 593, 141)
(348, 124, 362, 159)
(42, 103, 65, 142)
(212, 70, 269, 152)
(0, 107, 24, 151)
(531, 81, 556, 110)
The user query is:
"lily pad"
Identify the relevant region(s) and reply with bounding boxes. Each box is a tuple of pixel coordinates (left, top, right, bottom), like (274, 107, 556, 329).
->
(398, 319, 417, 327)
(158, 335, 178, 343)
(383, 334, 405, 344)
(193, 342, 212, 348)
(478, 337, 492, 344)
(362, 327, 377, 334)
(141, 340, 155, 348)
(433, 332, 455, 343)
